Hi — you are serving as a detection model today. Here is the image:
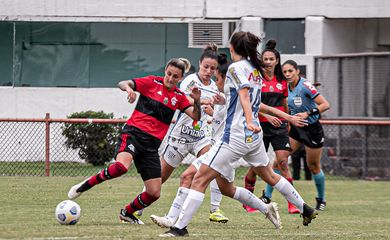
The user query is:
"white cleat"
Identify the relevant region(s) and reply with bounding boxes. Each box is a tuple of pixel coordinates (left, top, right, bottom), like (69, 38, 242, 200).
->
(67, 179, 89, 199)
(265, 202, 282, 229)
(150, 215, 174, 228)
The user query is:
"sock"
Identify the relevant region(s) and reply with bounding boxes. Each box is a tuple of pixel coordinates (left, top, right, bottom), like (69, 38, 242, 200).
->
(313, 170, 325, 201)
(166, 187, 190, 223)
(233, 187, 268, 214)
(174, 189, 205, 229)
(88, 161, 128, 187)
(209, 179, 222, 213)
(125, 191, 159, 215)
(273, 177, 305, 212)
(244, 175, 256, 193)
(264, 169, 281, 198)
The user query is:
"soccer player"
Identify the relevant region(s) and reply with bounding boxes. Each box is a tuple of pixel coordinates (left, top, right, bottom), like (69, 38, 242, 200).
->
(243, 39, 299, 214)
(67, 58, 202, 224)
(150, 53, 230, 228)
(282, 60, 330, 211)
(160, 31, 318, 237)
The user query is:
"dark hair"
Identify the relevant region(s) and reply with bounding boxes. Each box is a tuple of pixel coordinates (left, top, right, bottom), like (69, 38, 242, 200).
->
(217, 53, 230, 77)
(262, 39, 285, 82)
(282, 59, 299, 70)
(200, 43, 218, 63)
(230, 31, 263, 72)
(165, 58, 191, 76)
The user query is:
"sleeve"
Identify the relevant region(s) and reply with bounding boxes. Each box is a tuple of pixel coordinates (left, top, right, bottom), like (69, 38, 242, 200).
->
(179, 76, 197, 95)
(132, 76, 153, 94)
(282, 80, 288, 98)
(227, 65, 250, 90)
(177, 90, 192, 112)
(302, 80, 319, 99)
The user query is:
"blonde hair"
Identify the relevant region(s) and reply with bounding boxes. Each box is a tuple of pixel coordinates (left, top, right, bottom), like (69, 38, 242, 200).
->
(166, 58, 191, 75)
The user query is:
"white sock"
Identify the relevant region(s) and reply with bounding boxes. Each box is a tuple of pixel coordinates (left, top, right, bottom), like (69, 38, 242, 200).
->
(166, 187, 189, 223)
(209, 179, 222, 213)
(233, 187, 268, 214)
(273, 177, 305, 212)
(174, 189, 205, 229)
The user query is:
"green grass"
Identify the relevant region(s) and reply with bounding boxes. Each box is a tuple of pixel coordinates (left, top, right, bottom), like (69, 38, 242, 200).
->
(1, 176, 389, 240)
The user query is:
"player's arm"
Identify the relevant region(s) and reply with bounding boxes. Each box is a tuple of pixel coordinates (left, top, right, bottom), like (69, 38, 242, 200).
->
(260, 103, 307, 127)
(296, 95, 330, 119)
(239, 87, 261, 133)
(118, 80, 137, 103)
(184, 87, 202, 121)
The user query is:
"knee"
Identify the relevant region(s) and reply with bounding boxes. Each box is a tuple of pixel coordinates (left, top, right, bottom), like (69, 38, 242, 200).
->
(277, 158, 289, 171)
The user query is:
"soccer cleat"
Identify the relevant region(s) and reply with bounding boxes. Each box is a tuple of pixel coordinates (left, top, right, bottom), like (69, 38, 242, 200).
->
(67, 178, 91, 200)
(301, 204, 318, 226)
(209, 209, 229, 223)
(265, 202, 282, 229)
(159, 227, 189, 237)
(288, 201, 300, 214)
(135, 208, 144, 217)
(119, 209, 145, 225)
(315, 198, 326, 211)
(243, 204, 260, 213)
(260, 190, 271, 204)
(150, 215, 174, 228)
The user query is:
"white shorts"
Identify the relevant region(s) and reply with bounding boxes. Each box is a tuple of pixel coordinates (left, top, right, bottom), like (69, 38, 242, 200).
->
(202, 134, 269, 182)
(162, 137, 211, 168)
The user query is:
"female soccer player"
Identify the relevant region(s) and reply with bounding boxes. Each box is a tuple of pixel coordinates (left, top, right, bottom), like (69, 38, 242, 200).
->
(67, 58, 202, 224)
(160, 31, 318, 237)
(154, 44, 228, 225)
(282, 60, 330, 211)
(150, 53, 230, 228)
(243, 39, 299, 214)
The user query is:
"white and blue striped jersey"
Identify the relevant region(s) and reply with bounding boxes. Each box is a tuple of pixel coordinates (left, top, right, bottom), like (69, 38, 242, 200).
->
(169, 73, 219, 143)
(222, 60, 263, 144)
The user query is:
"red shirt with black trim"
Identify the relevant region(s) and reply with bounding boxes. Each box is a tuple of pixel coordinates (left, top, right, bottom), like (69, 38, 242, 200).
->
(126, 76, 191, 141)
(259, 76, 288, 122)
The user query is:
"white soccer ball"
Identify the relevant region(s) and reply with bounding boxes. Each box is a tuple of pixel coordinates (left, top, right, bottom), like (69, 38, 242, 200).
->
(55, 200, 81, 225)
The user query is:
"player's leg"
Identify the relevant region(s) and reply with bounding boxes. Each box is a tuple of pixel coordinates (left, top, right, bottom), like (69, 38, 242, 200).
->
(254, 164, 317, 226)
(68, 151, 131, 199)
(120, 152, 162, 225)
(306, 146, 326, 210)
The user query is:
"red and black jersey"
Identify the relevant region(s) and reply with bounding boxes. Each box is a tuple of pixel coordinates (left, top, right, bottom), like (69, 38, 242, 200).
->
(260, 76, 288, 122)
(126, 76, 191, 141)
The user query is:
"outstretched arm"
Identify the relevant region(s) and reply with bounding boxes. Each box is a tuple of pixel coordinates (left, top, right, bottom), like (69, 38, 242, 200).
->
(118, 80, 137, 103)
(260, 103, 308, 127)
(184, 87, 202, 121)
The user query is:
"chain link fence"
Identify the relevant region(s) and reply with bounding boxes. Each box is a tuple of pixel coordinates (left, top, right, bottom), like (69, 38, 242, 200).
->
(1, 116, 390, 179)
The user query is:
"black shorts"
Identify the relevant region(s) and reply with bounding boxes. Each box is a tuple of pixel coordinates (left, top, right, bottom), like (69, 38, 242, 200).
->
(261, 121, 291, 152)
(289, 121, 324, 149)
(115, 125, 162, 181)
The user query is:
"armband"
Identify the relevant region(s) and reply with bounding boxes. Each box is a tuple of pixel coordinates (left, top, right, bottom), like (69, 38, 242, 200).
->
(307, 108, 320, 116)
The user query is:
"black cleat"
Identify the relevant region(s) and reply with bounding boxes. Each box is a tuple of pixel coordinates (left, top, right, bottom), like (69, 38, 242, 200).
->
(260, 190, 271, 204)
(119, 209, 145, 224)
(315, 198, 326, 211)
(159, 227, 189, 237)
(301, 203, 318, 226)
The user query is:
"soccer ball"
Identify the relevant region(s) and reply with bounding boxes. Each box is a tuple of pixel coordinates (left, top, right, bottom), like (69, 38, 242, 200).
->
(55, 200, 81, 225)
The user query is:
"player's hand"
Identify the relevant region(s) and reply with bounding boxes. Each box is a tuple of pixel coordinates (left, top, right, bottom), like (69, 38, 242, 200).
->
(288, 115, 308, 127)
(266, 115, 282, 127)
(295, 112, 310, 119)
(203, 104, 214, 116)
(190, 87, 201, 101)
(246, 122, 261, 133)
(213, 94, 225, 105)
(127, 88, 137, 103)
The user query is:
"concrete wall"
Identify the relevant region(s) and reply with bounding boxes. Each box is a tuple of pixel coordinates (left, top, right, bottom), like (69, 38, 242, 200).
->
(0, 87, 134, 118)
(1, 0, 390, 22)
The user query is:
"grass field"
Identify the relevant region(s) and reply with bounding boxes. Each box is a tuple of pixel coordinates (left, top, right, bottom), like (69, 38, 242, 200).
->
(1, 176, 389, 240)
